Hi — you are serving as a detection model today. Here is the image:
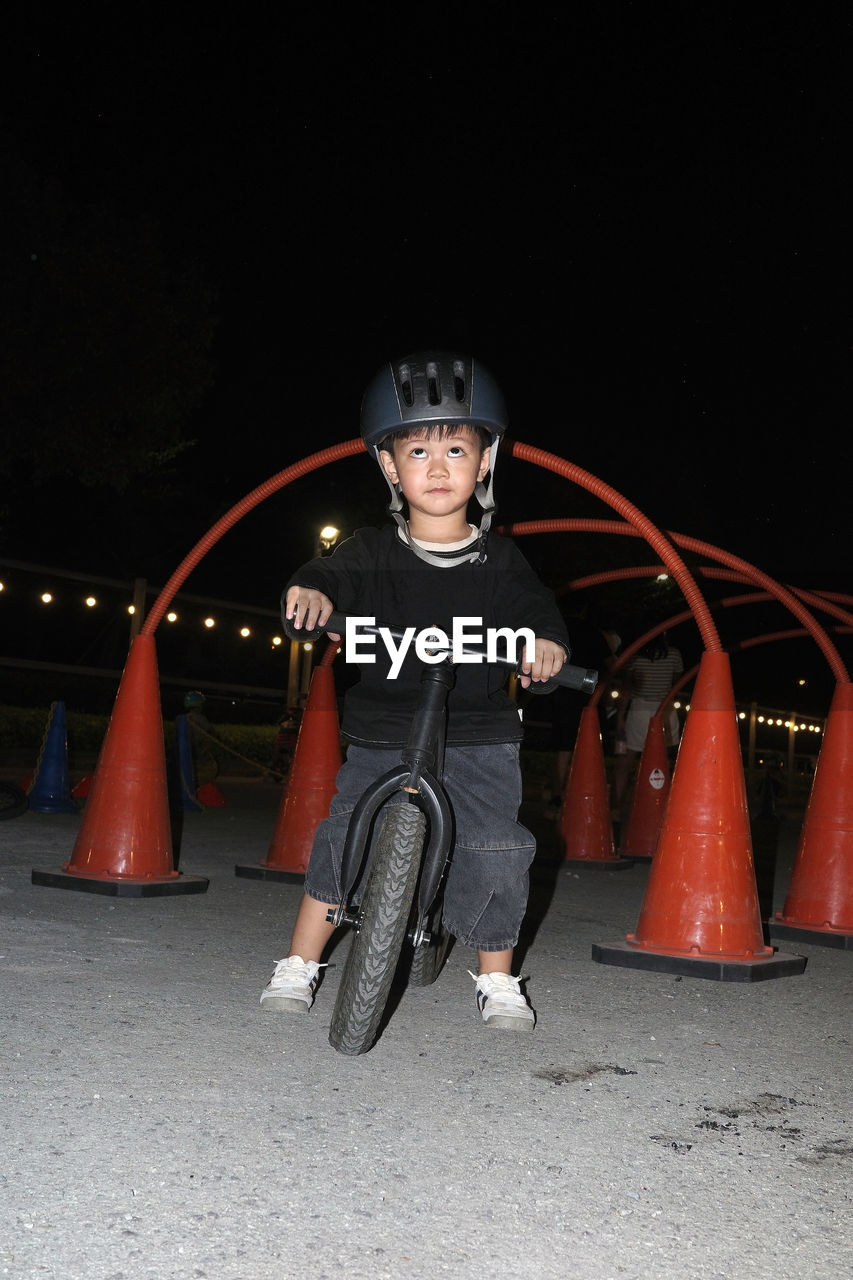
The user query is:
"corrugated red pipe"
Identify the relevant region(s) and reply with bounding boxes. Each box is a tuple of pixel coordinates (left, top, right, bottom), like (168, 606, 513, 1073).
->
(508, 442, 722, 651)
(141, 439, 366, 635)
(502, 507, 849, 684)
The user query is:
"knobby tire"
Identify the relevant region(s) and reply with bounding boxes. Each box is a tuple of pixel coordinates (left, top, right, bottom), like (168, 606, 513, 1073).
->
(329, 803, 427, 1056)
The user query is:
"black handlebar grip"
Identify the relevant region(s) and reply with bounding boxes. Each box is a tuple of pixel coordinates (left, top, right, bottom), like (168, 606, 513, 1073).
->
(553, 665, 599, 694)
(280, 610, 348, 643)
(280, 610, 598, 693)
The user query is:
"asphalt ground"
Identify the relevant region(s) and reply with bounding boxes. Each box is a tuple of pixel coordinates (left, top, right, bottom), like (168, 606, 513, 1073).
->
(1, 777, 851, 1280)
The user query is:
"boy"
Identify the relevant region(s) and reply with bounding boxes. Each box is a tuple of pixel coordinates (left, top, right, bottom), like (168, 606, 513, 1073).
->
(261, 350, 570, 1030)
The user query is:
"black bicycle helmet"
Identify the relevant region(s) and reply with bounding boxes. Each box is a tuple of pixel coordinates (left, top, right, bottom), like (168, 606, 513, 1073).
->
(360, 351, 508, 566)
(361, 351, 508, 448)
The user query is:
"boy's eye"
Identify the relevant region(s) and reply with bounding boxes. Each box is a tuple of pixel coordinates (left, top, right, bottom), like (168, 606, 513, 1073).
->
(409, 446, 428, 458)
(447, 445, 465, 457)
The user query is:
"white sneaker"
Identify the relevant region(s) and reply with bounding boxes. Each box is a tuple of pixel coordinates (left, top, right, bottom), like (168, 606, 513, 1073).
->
(470, 971, 535, 1030)
(260, 955, 324, 1012)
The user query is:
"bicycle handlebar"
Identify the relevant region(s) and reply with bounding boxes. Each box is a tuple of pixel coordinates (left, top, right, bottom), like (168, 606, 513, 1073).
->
(283, 610, 598, 694)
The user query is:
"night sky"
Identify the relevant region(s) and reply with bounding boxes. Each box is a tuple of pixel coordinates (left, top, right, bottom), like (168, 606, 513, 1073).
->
(1, 7, 850, 710)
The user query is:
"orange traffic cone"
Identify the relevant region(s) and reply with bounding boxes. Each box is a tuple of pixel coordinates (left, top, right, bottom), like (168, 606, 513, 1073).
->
(771, 680, 853, 949)
(618, 712, 670, 860)
(235, 659, 342, 882)
(197, 781, 228, 807)
(32, 633, 208, 896)
(559, 707, 630, 867)
(593, 651, 805, 979)
(26, 701, 79, 814)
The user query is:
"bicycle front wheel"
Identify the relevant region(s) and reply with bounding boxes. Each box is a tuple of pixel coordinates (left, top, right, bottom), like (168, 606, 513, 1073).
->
(329, 802, 427, 1057)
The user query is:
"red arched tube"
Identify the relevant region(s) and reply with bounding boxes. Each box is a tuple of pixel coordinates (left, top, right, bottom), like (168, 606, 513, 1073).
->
(141, 439, 367, 635)
(508, 443, 722, 651)
(501, 514, 849, 685)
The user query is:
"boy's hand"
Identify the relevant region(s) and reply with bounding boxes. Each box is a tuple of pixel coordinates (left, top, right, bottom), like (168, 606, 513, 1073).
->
(284, 587, 340, 641)
(519, 638, 566, 688)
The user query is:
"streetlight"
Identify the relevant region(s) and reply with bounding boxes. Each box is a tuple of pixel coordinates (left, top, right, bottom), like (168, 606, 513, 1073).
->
(316, 525, 340, 556)
(287, 525, 342, 707)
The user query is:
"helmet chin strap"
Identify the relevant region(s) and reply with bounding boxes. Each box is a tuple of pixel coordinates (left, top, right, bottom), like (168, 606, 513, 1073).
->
(373, 444, 498, 568)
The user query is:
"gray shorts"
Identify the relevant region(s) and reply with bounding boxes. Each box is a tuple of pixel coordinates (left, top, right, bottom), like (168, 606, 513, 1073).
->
(304, 742, 536, 952)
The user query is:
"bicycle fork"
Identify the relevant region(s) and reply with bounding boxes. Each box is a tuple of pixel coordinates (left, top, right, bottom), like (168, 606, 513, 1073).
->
(327, 664, 455, 949)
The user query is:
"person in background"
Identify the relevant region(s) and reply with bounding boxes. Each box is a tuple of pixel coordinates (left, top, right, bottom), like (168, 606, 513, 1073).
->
(597, 629, 623, 756)
(183, 690, 219, 785)
(611, 632, 683, 819)
(272, 705, 302, 775)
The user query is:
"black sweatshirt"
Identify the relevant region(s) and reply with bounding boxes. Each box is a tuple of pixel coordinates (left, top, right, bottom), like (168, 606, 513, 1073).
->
(285, 525, 571, 748)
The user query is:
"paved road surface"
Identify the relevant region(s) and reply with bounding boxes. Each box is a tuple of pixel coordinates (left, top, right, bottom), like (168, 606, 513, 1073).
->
(2, 779, 850, 1279)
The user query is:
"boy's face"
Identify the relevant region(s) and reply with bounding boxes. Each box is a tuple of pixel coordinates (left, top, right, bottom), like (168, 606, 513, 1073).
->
(379, 426, 491, 527)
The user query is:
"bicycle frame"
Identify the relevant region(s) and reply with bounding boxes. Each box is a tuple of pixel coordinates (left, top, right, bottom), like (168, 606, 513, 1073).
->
(331, 659, 456, 950)
(284, 609, 598, 954)
(282, 609, 599, 1054)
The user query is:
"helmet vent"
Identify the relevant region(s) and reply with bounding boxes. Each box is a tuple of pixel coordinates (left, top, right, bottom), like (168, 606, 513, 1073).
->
(453, 359, 466, 402)
(398, 363, 414, 406)
(426, 360, 441, 405)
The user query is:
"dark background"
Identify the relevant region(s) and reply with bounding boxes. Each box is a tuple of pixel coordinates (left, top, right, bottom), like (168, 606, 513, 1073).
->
(1, 6, 850, 713)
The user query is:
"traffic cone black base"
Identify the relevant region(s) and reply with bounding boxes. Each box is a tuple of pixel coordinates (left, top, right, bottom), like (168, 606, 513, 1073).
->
(769, 921, 853, 951)
(234, 864, 304, 884)
(31, 868, 209, 897)
(591, 940, 807, 981)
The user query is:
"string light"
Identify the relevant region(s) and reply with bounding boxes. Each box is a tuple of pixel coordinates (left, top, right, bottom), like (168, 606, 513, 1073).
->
(755, 712, 822, 734)
(3, 576, 295, 655)
(1, 568, 308, 691)
(0, 569, 833, 723)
